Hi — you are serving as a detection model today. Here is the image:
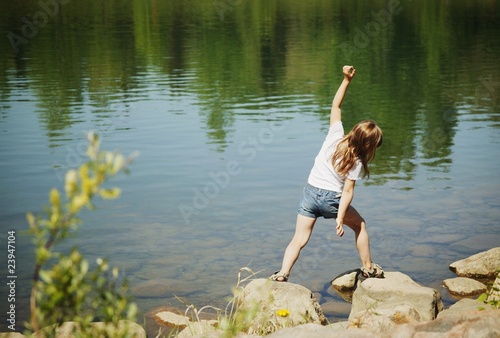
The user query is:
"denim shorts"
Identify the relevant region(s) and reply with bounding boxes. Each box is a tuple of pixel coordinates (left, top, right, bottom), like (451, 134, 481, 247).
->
(297, 183, 341, 219)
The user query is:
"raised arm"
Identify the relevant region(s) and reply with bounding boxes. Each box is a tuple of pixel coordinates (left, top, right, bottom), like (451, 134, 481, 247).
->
(330, 65, 356, 125)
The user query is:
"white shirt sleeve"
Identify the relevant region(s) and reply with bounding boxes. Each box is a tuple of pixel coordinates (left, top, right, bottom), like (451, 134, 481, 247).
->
(347, 160, 363, 181)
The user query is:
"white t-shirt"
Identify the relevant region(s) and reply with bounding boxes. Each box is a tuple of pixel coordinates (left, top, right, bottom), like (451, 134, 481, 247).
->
(307, 121, 363, 192)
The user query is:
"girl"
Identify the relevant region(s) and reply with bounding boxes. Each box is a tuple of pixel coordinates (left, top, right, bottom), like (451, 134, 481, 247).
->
(270, 65, 384, 283)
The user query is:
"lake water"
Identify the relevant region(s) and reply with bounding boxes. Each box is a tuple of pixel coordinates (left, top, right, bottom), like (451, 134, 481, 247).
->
(1, 0, 499, 331)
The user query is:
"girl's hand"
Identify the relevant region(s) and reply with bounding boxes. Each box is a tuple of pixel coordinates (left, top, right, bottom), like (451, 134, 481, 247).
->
(336, 219, 344, 237)
(343, 65, 356, 80)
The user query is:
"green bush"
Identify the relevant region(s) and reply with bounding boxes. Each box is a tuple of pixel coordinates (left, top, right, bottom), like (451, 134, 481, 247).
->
(478, 269, 500, 309)
(26, 132, 138, 337)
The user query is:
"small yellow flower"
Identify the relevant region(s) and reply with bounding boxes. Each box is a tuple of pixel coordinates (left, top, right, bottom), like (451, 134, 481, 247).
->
(276, 309, 290, 317)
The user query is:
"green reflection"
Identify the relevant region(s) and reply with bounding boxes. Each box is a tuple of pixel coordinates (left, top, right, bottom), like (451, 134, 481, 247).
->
(0, 0, 498, 180)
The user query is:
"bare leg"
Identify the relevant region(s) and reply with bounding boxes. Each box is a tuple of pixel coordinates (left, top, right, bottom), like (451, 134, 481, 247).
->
(275, 215, 317, 280)
(343, 205, 372, 270)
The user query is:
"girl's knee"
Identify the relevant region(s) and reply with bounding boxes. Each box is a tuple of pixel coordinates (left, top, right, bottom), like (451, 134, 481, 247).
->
(345, 218, 367, 233)
(345, 206, 364, 223)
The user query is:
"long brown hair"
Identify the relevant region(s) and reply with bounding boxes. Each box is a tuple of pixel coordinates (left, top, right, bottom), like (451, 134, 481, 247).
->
(332, 120, 383, 179)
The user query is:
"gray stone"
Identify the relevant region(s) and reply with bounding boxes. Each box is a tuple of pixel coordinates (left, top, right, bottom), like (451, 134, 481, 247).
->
(442, 277, 487, 297)
(265, 323, 381, 338)
(437, 298, 494, 319)
(32, 320, 146, 338)
(350, 303, 421, 333)
(391, 309, 500, 338)
(237, 279, 327, 335)
(0, 333, 26, 338)
(331, 269, 359, 303)
(449, 247, 500, 279)
(348, 271, 443, 332)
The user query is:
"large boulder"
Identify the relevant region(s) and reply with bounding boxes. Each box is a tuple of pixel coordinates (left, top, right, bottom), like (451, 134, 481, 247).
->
(0, 333, 26, 338)
(32, 320, 146, 338)
(348, 272, 443, 332)
(392, 309, 500, 338)
(449, 247, 500, 279)
(236, 279, 328, 335)
(437, 298, 495, 319)
(265, 323, 382, 338)
(350, 303, 422, 332)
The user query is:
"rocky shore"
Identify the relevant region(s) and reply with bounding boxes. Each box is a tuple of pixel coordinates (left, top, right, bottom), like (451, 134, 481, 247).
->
(147, 247, 500, 338)
(2, 247, 498, 337)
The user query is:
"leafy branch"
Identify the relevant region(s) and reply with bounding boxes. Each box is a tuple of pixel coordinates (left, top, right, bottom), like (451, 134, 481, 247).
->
(26, 132, 138, 336)
(478, 269, 500, 309)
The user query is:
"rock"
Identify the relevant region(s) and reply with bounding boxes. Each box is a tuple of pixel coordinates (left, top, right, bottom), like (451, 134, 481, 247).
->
(157, 312, 218, 338)
(237, 279, 327, 335)
(0, 333, 26, 338)
(392, 309, 500, 338)
(449, 247, 500, 279)
(177, 321, 220, 338)
(144, 306, 187, 338)
(265, 323, 382, 338)
(348, 272, 443, 332)
(442, 277, 487, 297)
(328, 321, 349, 330)
(331, 269, 359, 302)
(350, 303, 421, 332)
(145, 306, 218, 338)
(437, 298, 495, 319)
(90, 321, 146, 337)
(32, 320, 146, 338)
